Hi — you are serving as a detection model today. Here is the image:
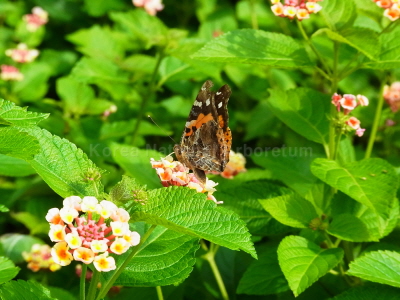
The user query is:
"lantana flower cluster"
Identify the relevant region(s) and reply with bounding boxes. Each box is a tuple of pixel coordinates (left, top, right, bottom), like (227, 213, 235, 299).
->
(331, 93, 369, 137)
(270, 0, 323, 20)
(22, 244, 61, 272)
(214, 150, 247, 179)
(150, 156, 221, 204)
(132, 0, 164, 16)
(372, 0, 400, 21)
(384, 82, 400, 112)
(23, 6, 49, 32)
(46, 196, 140, 272)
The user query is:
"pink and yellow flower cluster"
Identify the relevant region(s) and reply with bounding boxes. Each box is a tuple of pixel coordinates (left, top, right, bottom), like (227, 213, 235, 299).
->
(132, 0, 164, 16)
(22, 244, 61, 272)
(218, 151, 247, 179)
(384, 82, 400, 112)
(150, 156, 221, 204)
(331, 93, 369, 137)
(46, 196, 140, 272)
(372, 0, 400, 21)
(270, 0, 323, 20)
(23, 6, 49, 32)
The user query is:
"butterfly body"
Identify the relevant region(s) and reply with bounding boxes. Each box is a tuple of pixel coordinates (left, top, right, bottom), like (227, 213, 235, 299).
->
(174, 80, 232, 184)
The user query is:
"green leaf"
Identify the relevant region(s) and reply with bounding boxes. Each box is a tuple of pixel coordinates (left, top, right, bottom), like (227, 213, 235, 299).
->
(109, 10, 168, 49)
(259, 192, 319, 229)
(192, 29, 314, 68)
(83, 0, 125, 17)
(0, 154, 35, 177)
(0, 99, 49, 126)
(331, 283, 400, 299)
(134, 187, 256, 258)
(0, 257, 20, 284)
(0, 280, 56, 299)
(348, 251, 400, 287)
(267, 88, 331, 145)
(327, 214, 372, 242)
(0, 234, 43, 264)
(311, 158, 398, 220)
(321, 0, 356, 30)
(103, 227, 199, 286)
(278, 236, 344, 297)
(237, 247, 289, 295)
(0, 127, 40, 160)
(11, 212, 49, 235)
(216, 180, 290, 235)
(0, 205, 9, 212)
(21, 127, 104, 198)
(110, 143, 163, 189)
(314, 28, 379, 60)
(364, 27, 400, 69)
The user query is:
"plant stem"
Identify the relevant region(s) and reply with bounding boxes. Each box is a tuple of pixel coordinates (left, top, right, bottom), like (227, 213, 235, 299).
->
(328, 42, 340, 159)
(365, 78, 386, 159)
(131, 50, 164, 145)
(95, 225, 158, 300)
(249, 0, 258, 30)
(87, 269, 100, 300)
(156, 286, 164, 300)
(80, 264, 87, 300)
(203, 243, 229, 300)
(297, 20, 332, 76)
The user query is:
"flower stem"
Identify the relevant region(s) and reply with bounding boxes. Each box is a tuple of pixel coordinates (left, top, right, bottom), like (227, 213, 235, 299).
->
(249, 0, 259, 30)
(87, 269, 100, 300)
(202, 243, 229, 300)
(365, 78, 386, 159)
(130, 50, 164, 145)
(95, 224, 158, 300)
(80, 264, 87, 300)
(156, 286, 164, 300)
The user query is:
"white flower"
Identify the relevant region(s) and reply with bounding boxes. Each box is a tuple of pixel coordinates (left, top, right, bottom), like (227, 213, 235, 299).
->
(93, 252, 116, 272)
(96, 200, 118, 218)
(123, 231, 141, 246)
(110, 208, 130, 222)
(63, 196, 82, 210)
(64, 232, 82, 249)
(81, 196, 98, 212)
(90, 239, 109, 253)
(110, 221, 129, 236)
(48, 224, 66, 242)
(59, 207, 79, 224)
(73, 247, 94, 264)
(110, 238, 130, 254)
(45, 208, 60, 223)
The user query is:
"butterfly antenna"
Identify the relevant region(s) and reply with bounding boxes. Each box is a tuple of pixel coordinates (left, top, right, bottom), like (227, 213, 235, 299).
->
(147, 115, 177, 143)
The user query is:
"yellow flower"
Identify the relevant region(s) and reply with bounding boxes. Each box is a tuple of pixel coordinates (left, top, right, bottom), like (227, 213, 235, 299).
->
(51, 242, 73, 266)
(73, 247, 95, 264)
(93, 253, 116, 272)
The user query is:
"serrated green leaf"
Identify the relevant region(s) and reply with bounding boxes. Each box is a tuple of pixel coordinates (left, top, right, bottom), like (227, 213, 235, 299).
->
(237, 247, 289, 295)
(0, 127, 40, 160)
(0, 154, 35, 177)
(332, 283, 400, 299)
(103, 227, 199, 286)
(0, 256, 20, 284)
(364, 27, 400, 69)
(311, 158, 398, 221)
(192, 29, 314, 68)
(327, 214, 372, 242)
(216, 180, 290, 235)
(314, 28, 379, 60)
(321, 0, 356, 30)
(0, 280, 56, 300)
(267, 88, 331, 145)
(134, 187, 256, 258)
(110, 10, 168, 49)
(348, 251, 400, 287)
(20, 127, 104, 198)
(278, 236, 344, 297)
(0, 99, 49, 126)
(0, 234, 43, 263)
(110, 143, 164, 189)
(259, 192, 318, 229)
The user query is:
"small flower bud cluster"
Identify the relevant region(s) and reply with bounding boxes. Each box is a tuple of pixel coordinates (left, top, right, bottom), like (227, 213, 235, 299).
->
(23, 7, 48, 32)
(132, 0, 164, 16)
(331, 93, 368, 137)
(270, 0, 323, 20)
(216, 151, 247, 179)
(372, 0, 400, 21)
(150, 156, 221, 204)
(384, 82, 400, 112)
(46, 196, 140, 272)
(22, 244, 61, 272)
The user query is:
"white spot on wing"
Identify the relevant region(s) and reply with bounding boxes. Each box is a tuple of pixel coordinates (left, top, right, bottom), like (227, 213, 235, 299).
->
(216, 92, 222, 95)
(206, 98, 211, 106)
(194, 101, 202, 107)
(218, 102, 223, 108)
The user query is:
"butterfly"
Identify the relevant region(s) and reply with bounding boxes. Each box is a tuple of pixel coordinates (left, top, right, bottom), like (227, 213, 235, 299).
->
(174, 80, 232, 184)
